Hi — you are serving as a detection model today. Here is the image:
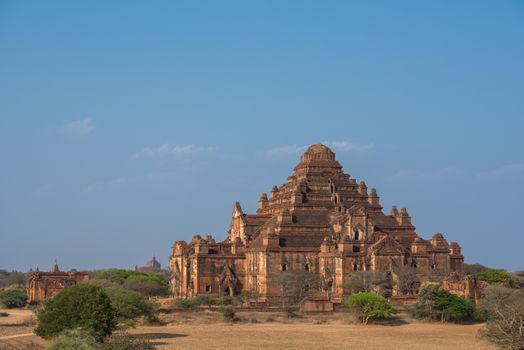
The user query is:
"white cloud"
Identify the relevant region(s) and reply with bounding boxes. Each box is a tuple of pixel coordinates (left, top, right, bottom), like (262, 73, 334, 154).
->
(132, 144, 215, 159)
(61, 118, 94, 137)
(263, 145, 308, 158)
(263, 141, 373, 158)
(323, 141, 374, 152)
(479, 163, 524, 178)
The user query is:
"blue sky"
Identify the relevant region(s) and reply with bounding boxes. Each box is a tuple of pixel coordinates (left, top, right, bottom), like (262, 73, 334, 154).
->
(0, 1, 523, 271)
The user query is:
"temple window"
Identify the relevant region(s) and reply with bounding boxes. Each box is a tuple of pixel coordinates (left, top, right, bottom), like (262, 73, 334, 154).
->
(354, 230, 360, 240)
(281, 263, 288, 271)
(304, 264, 310, 272)
(353, 246, 360, 253)
(431, 264, 436, 269)
(353, 263, 358, 271)
(205, 285, 211, 293)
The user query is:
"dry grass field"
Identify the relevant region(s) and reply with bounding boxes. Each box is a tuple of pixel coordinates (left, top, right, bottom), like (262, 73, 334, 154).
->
(0, 309, 498, 350)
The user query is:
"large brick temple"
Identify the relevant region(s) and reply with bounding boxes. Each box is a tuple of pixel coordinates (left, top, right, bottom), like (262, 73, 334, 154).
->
(169, 144, 464, 302)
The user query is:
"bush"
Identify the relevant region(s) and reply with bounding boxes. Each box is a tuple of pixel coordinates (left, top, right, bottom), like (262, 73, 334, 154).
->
(35, 284, 116, 341)
(219, 306, 235, 322)
(476, 269, 514, 286)
(174, 298, 199, 309)
(0, 286, 27, 308)
(478, 286, 524, 350)
(99, 334, 154, 350)
(103, 286, 158, 326)
(344, 292, 395, 324)
(217, 295, 234, 306)
(46, 329, 97, 350)
(0, 311, 9, 317)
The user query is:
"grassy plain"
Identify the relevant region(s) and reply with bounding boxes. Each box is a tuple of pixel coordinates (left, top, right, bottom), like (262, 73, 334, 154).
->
(0, 309, 497, 350)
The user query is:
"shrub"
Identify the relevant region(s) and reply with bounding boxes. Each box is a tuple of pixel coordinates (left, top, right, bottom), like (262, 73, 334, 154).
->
(193, 295, 219, 308)
(99, 334, 154, 350)
(46, 329, 97, 350)
(219, 306, 235, 322)
(344, 292, 395, 324)
(476, 269, 514, 286)
(0, 286, 27, 308)
(35, 284, 116, 341)
(174, 298, 198, 309)
(478, 286, 524, 350)
(103, 286, 157, 326)
(0, 312, 9, 317)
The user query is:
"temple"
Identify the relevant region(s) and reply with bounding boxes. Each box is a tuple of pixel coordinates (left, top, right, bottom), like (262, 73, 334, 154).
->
(169, 144, 464, 303)
(26, 264, 88, 303)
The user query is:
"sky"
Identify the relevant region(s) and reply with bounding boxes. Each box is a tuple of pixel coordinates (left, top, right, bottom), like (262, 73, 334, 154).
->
(0, 1, 523, 272)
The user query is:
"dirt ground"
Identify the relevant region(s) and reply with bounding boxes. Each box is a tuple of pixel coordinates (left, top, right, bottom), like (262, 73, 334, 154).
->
(0, 309, 497, 350)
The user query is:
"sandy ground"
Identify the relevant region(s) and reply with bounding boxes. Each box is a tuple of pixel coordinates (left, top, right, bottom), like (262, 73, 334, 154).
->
(0, 309, 497, 350)
(129, 323, 496, 350)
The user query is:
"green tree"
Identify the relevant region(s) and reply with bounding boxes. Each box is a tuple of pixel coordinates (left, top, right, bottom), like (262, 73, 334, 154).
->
(410, 284, 474, 323)
(476, 269, 514, 286)
(344, 292, 395, 324)
(35, 284, 116, 341)
(0, 285, 27, 308)
(433, 290, 474, 322)
(91, 269, 169, 297)
(103, 286, 158, 326)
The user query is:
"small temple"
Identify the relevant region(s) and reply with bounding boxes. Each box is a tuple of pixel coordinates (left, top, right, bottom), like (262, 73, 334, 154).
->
(26, 263, 88, 303)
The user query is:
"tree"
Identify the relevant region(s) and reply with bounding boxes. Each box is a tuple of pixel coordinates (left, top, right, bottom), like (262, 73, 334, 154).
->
(394, 267, 420, 295)
(0, 285, 27, 308)
(463, 263, 489, 276)
(344, 271, 392, 297)
(103, 286, 158, 326)
(91, 269, 169, 297)
(0, 270, 26, 289)
(478, 285, 524, 350)
(511, 270, 524, 289)
(409, 283, 474, 323)
(269, 270, 321, 309)
(344, 292, 395, 324)
(476, 269, 514, 286)
(35, 284, 116, 341)
(433, 290, 474, 322)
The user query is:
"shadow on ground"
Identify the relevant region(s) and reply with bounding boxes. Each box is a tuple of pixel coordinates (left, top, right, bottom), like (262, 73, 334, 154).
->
(133, 332, 188, 346)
